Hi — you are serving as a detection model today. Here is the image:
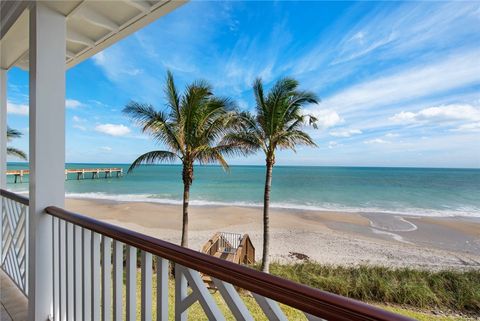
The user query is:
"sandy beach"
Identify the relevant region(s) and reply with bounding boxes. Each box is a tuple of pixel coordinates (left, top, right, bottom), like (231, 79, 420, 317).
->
(66, 198, 480, 270)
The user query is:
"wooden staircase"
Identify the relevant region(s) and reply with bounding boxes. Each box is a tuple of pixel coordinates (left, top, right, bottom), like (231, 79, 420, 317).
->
(201, 232, 255, 288)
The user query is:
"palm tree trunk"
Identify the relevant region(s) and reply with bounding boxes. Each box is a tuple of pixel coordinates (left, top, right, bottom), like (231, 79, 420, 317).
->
(181, 181, 190, 247)
(181, 163, 193, 248)
(261, 159, 274, 273)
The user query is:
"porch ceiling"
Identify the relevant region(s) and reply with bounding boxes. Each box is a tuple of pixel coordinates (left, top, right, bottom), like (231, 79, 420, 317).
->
(0, 0, 186, 70)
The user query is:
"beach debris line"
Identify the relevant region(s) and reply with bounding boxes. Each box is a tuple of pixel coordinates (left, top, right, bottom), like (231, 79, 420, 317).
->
(288, 252, 310, 262)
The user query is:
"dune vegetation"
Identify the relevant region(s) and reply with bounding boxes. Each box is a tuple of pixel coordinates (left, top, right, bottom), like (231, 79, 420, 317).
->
(264, 262, 480, 317)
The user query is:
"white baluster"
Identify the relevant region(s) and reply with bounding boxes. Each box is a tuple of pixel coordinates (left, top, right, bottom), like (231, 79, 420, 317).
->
(212, 278, 254, 321)
(304, 312, 327, 321)
(66, 222, 74, 321)
(175, 264, 225, 321)
(156, 257, 168, 321)
(113, 241, 123, 321)
(91, 232, 101, 321)
(252, 293, 288, 321)
(102, 236, 112, 321)
(174, 264, 188, 321)
(126, 245, 137, 321)
(59, 219, 66, 321)
(52, 217, 59, 320)
(82, 229, 91, 321)
(74, 225, 82, 320)
(141, 251, 152, 321)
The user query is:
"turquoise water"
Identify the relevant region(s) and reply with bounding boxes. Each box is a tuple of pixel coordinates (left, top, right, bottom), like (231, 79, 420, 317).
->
(6, 163, 480, 217)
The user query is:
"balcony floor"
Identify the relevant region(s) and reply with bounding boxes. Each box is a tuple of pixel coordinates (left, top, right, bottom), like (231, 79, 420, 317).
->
(0, 269, 27, 321)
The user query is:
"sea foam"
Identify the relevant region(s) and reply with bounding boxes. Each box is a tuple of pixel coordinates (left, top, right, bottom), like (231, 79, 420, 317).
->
(64, 192, 480, 218)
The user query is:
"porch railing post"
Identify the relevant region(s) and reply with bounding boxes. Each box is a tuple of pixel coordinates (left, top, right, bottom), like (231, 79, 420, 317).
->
(28, 3, 66, 321)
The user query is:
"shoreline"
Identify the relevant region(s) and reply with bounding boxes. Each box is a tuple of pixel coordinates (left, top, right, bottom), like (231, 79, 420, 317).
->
(61, 192, 480, 218)
(65, 197, 480, 270)
(8, 188, 480, 218)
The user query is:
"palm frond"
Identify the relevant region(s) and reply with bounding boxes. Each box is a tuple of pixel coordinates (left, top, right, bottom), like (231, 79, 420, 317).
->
(253, 78, 266, 115)
(125, 71, 272, 173)
(7, 147, 27, 160)
(288, 91, 319, 107)
(181, 81, 213, 146)
(193, 146, 230, 171)
(243, 77, 319, 158)
(275, 130, 317, 151)
(7, 127, 22, 141)
(267, 77, 299, 106)
(123, 101, 183, 153)
(127, 150, 178, 173)
(221, 132, 264, 154)
(305, 114, 319, 129)
(198, 108, 239, 146)
(165, 70, 181, 122)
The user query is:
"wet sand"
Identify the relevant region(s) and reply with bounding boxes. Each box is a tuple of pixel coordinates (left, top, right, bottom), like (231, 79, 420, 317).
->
(65, 198, 480, 270)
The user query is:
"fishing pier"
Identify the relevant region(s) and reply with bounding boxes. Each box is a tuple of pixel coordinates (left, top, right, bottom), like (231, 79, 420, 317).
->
(6, 168, 123, 183)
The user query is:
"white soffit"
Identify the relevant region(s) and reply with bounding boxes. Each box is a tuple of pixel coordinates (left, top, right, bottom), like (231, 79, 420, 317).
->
(0, 0, 186, 70)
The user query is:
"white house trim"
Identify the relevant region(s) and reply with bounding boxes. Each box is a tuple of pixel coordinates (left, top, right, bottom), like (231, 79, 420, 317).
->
(28, 3, 66, 320)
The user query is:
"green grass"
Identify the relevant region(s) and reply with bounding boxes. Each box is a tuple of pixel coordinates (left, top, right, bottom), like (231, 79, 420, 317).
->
(126, 276, 308, 321)
(122, 263, 480, 321)
(379, 306, 472, 321)
(262, 262, 480, 316)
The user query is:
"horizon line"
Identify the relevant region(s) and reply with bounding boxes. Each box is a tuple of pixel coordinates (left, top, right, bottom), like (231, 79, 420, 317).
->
(6, 161, 480, 170)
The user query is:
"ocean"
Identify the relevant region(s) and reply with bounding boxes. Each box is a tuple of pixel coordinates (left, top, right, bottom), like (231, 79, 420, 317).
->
(6, 163, 480, 217)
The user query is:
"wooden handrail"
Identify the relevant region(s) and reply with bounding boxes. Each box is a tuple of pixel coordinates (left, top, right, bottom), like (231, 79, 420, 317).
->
(45, 205, 414, 321)
(201, 232, 221, 254)
(0, 189, 29, 206)
(235, 234, 254, 265)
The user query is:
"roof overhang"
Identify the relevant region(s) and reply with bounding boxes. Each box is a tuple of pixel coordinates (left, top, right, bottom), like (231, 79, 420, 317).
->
(0, 0, 187, 70)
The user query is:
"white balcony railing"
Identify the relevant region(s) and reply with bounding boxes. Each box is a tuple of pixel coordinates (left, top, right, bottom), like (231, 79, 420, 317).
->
(0, 189, 413, 321)
(0, 189, 29, 296)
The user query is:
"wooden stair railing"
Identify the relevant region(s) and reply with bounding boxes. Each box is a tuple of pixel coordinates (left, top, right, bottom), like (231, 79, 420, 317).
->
(237, 234, 255, 265)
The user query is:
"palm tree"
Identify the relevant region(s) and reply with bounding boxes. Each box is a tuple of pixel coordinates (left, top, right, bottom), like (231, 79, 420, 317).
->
(123, 71, 245, 248)
(7, 127, 27, 160)
(222, 77, 319, 272)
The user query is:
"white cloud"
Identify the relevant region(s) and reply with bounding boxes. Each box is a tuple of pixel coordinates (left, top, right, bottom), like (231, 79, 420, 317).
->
(7, 100, 84, 115)
(309, 109, 343, 129)
(7, 102, 28, 116)
(100, 146, 112, 152)
(328, 141, 341, 149)
(329, 129, 362, 137)
(452, 122, 480, 133)
(391, 104, 480, 123)
(294, 2, 480, 77)
(72, 115, 85, 123)
(73, 124, 86, 131)
(364, 138, 389, 144)
(322, 50, 480, 113)
(93, 51, 142, 81)
(95, 124, 131, 136)
(385, 133, 399, 138)
(66, 99, 83, 109)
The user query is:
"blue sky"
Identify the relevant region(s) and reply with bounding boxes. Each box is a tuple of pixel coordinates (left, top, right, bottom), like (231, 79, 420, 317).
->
(6, 1, 480, 168)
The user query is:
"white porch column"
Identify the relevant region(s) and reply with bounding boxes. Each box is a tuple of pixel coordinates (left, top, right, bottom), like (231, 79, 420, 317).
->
(0, 69, 7, 263)
(0, 69, 6, 189)
(28, 3, 66, 321)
